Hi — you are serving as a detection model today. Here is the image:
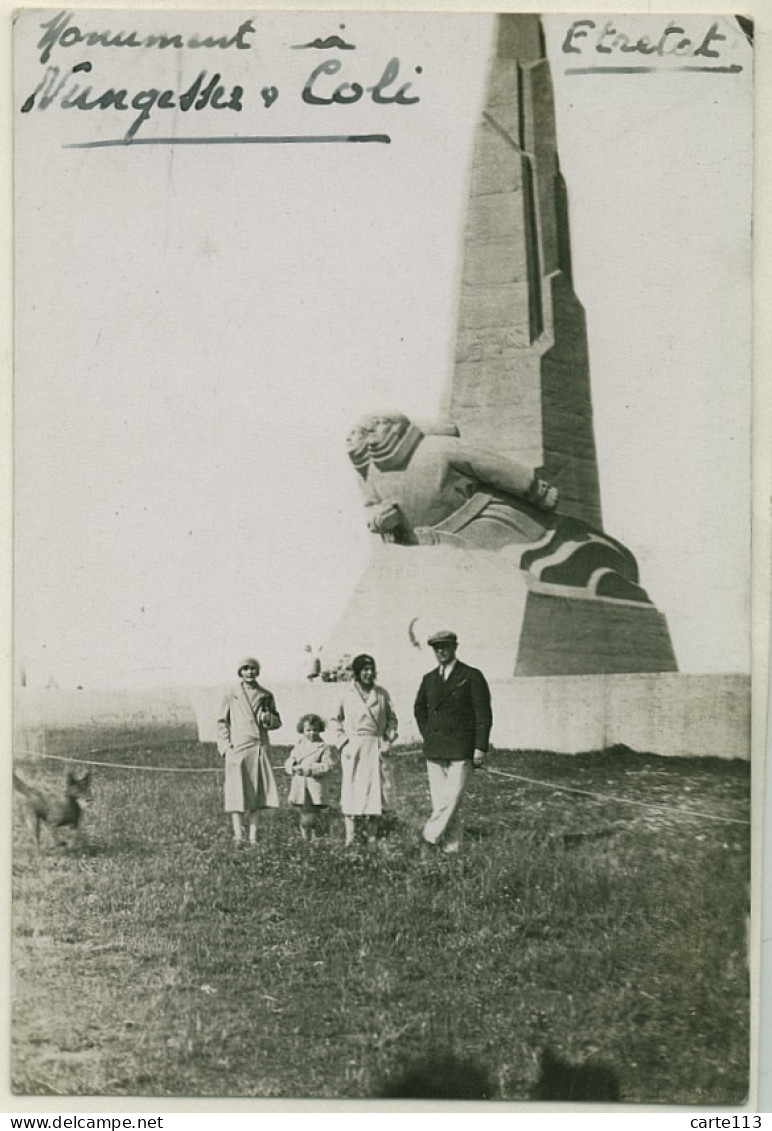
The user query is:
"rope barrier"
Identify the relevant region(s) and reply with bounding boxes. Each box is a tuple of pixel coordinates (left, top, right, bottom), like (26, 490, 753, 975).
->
(14, 749, 221, 773)
(14, 736, 195, 756)
(485, 766, 750, 826)
(14, 745, 749, 825)
(16, 741, 145, 757)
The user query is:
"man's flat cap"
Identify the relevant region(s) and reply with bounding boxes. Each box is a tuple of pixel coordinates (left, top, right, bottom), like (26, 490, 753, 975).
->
(427, 630, 458, 647)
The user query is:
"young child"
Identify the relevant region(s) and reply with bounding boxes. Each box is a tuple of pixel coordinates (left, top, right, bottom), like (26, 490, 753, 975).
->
(284, 714, 336, 841)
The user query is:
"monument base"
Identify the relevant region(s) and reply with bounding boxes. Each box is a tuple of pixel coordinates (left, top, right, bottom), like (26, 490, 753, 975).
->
(323, 542, 676, 686)
(515, 589, 677, 676)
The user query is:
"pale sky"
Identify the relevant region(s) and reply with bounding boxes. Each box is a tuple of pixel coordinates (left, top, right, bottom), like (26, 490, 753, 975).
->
(13, 11, 752, 688)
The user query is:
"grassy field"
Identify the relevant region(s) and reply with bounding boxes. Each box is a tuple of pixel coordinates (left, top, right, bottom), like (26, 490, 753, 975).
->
(11, 734, 750, 1104)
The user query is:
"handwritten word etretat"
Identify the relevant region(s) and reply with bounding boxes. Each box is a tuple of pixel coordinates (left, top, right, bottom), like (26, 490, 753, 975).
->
(560, 18, 738, 69)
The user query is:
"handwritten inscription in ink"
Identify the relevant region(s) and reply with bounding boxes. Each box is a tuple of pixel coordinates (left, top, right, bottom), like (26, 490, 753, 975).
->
(35, 11, 257, 65)
(302, 58, 421, 105)
(561, 20, 730, 61)
(19, 10, 424, 143)
(22, 64, 245, 140)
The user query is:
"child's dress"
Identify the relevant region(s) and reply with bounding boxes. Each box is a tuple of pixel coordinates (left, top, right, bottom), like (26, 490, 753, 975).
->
(284, 738, 336, 808)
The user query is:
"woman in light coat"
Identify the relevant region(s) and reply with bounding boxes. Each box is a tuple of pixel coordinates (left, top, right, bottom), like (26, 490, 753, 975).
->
(327, 653, 398, 847)
(216, 656, 281, 845)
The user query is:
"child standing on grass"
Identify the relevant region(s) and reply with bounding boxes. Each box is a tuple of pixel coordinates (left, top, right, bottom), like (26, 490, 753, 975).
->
(284, 714, 336, 841)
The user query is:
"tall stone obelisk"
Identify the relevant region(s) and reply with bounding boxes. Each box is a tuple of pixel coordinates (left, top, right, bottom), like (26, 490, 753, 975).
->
(325, 14, 677, 683)
(445, 15, 602, 529)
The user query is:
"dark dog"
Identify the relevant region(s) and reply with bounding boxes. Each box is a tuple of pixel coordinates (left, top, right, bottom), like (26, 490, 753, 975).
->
(13, 770, 92, 849)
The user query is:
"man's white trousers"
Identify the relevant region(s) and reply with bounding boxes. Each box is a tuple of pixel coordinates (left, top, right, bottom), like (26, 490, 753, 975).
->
(423, 759, 470, 853)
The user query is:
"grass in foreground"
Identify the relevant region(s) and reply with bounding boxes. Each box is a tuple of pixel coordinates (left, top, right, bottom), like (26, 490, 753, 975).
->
(11, 738, 750, 1103)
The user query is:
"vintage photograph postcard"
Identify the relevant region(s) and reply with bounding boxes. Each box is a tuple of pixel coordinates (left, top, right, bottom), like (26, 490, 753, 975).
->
(11, 9, 754, 1106)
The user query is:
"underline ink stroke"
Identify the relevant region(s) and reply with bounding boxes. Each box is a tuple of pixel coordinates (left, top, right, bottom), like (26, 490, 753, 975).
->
(63, 132, 392, 149)
(565, 64, 743, 75)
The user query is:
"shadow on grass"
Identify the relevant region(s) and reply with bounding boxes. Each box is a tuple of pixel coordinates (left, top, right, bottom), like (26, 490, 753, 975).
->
(530, 1046, 621, 1102)
(377, 1052, 496, 1099)
(377, 1045, 622, 1102)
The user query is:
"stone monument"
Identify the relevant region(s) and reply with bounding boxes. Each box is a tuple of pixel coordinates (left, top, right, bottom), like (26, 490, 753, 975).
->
(325, 14, 677, 683)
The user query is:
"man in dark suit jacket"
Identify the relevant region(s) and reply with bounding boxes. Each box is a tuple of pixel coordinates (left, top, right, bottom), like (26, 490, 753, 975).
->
(414, 630, 493, 854)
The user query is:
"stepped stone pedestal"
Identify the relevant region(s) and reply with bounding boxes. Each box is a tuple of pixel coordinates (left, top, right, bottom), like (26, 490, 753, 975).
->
(324, 542, 675, 685)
